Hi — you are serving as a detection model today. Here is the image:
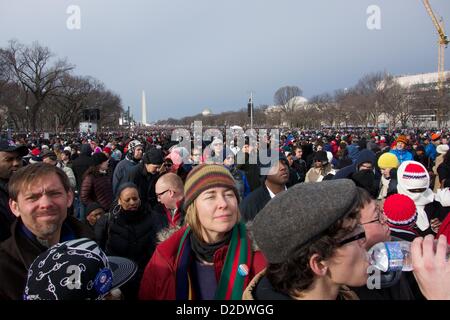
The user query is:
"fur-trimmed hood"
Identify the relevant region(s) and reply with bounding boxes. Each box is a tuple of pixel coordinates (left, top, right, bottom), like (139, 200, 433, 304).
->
(156, 220, 260, 253)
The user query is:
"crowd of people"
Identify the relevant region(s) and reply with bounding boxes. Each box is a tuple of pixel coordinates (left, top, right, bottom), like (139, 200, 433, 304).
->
(0, 126, 449, 300)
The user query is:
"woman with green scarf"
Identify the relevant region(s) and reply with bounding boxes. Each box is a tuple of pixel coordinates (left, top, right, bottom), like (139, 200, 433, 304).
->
(138, 164, 266, 300)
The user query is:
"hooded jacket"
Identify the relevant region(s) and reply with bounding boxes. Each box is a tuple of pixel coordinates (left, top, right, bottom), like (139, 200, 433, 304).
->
(112, 156, 140, 197)
(333, 149, 376, 180)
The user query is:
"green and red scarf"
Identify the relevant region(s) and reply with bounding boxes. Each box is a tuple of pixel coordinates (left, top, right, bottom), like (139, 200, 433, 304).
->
(175, 222, 251, 300)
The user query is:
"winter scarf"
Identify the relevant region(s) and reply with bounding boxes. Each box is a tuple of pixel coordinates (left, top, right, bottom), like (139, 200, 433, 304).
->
(175, 222, 251, 300)
(397, 184, 434, 231)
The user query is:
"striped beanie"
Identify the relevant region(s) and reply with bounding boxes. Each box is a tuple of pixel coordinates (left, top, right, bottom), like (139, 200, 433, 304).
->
(397, 160, 429, 190)
(183, 164, 238, 209)
(384, 194, 417, 227)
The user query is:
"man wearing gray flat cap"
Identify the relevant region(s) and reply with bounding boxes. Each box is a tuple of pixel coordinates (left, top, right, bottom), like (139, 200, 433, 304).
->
(243, 179, 370, 300)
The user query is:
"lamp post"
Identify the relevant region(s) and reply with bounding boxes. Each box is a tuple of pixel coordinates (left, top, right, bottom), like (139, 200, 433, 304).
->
(25, 106, 29, 132)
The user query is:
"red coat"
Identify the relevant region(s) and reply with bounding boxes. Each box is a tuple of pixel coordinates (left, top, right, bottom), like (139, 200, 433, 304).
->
(138, 226, 266, 300)
(437, 212, 450, 245)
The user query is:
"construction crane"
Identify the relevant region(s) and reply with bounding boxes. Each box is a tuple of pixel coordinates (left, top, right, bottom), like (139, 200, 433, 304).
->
(422, 0, 449, 90)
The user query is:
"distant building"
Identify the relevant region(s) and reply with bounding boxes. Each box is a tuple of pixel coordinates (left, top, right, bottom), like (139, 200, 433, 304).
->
(393, 71, 450, 128)
(265, 96, 308, 126)
(202, 108, 212, 116)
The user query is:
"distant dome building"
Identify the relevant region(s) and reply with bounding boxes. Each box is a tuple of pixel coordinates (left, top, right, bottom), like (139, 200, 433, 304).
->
(202, 108, 212, 116)
(265, 96, 309, 113)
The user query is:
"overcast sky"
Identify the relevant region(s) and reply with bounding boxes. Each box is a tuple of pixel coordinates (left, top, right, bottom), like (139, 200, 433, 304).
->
(1, 0, 449, 122)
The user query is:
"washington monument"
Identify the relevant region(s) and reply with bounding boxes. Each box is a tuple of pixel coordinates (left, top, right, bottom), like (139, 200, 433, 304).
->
(141, 90, 147, 125)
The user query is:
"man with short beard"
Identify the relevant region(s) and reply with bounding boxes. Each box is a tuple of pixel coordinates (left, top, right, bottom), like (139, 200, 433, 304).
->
(0, 140, 29, 242)
(0, 163, 93, 300)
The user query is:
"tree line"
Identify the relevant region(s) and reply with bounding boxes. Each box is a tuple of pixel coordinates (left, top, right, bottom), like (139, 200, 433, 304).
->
(157, 73, 449, 130)
(0, 40, 123, 132)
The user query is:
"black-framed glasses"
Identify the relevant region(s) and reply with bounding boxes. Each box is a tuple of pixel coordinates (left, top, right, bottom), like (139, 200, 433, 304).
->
(361, 206, 387, 225)
(156, 189, 170, 198)
(337, 231, 366, 246)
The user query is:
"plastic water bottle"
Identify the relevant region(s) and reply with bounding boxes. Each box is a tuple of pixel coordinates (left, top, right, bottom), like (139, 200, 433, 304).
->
(368, 241, 449, 272)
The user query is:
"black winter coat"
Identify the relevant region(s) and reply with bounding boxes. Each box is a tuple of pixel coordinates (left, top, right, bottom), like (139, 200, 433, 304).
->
(239, 185, 271, 222)
(0, 179, 15, 242)
(71, 154, 94, 192)
(352, 273, 416, 300)
(128, 163, 160, 212)
(95, 207, 154, 300)
(95, 207, 154, 270)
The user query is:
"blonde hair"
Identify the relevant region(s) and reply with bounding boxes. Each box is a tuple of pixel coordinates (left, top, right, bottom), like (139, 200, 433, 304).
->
(184, 198, 241, 242)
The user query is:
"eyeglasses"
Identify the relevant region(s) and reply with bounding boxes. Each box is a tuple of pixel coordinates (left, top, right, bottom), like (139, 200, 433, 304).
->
(361, 206, 387, 225)
(156, 189, 170, 198)
(337, 231, 366, 246)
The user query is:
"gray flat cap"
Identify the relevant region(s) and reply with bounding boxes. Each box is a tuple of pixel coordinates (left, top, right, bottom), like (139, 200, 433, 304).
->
(252, 179, 357, 264)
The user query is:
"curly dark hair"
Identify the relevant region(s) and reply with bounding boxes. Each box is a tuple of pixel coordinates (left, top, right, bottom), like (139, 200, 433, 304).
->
(266, 187, 367, 297)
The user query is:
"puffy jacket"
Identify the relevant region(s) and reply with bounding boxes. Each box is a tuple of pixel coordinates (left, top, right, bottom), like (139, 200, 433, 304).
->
(95, 207, 154, 269)
(80, 173, 113, 211)
(390, 149, 413, 165)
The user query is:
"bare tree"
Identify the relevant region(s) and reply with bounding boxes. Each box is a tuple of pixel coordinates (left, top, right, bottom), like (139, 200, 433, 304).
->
(309, 94, 336, 127)
(352, 72, 385, 127)
(0, 40, 74, 131)
(273, 85, 303, 126)
(378, 75, 410, 129)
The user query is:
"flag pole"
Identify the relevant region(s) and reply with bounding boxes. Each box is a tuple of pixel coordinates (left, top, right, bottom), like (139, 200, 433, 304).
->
(250, 91, 253, 131)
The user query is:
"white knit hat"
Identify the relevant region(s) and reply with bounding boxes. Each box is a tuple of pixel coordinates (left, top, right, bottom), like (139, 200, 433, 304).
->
(436, 144, 449, 155)
(397, 161, 429, 190)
